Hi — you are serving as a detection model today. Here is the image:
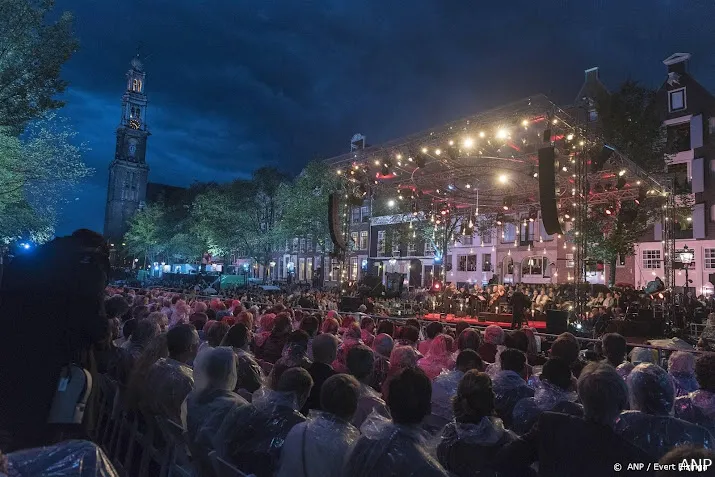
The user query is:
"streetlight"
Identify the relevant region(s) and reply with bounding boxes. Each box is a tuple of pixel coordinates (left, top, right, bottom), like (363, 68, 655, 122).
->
(679, 245, 694, 292)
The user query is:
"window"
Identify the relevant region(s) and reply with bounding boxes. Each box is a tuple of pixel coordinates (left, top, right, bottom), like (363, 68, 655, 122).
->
(481, 231, 492, 245)
(461, 234, 473, 245)
(377, 230, 386, 256)
(669, 162, 690, 194)
(407, 239, 417, 255)
(351, 208, 361, 224)
(299, 238, 306, 253)
(132, 78, 142, 92)
(588, 109, 598, 122)
(667, 122, 691, 153)
(445, 255, 452, 272)
(359, 231, 368, 250)
(306, 258, 313, 281)
(361, 206, 370, 222)
(425, 240, 435, 257)
(503, 223, 516, 242)
(505, 257, 514, 275)
(292, 238, 298, 253)
(617, 254, 626, 267)
(299, 258, 305, 281)
(709, 117, 715, 136)
(669, 88, 686, 113)
(391, 231, 401, 257)
(467, 255, 477, 272)
(350, 232, 359, 249)
(522, 256, 546, 276)
(307, 234, 313, 252)
(705, 249, 715, 269)
(482, 254, 492, 272)
(350, 257, 359, 280)
(642, 250, 662, 269)
(457, 255, 467, 272)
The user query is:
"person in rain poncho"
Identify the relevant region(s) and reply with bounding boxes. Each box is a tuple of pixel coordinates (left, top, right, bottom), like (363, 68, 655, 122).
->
(220, 323, 263, 396)
(615, 363, 713, 459)
(437, 370, 517, 477)
(419, 322, 444, 356)
(214, 367, 313, 477)
(491, 349, 534, 429)
(381, 345, 421, 402)
(668, 351, 699, 398)
(478, 325, 504, 364)
(676, 353, 715, 436)
(347, 345, 390, 428)
(418, 334, 456, 381)
(184, 347, 248, 476)
(343, 367, 449, 477)
(277, 374, 361, 477)
(511, 358, 582, 435)
(427, 350, 483, 432)
(370, 333, 394, 391)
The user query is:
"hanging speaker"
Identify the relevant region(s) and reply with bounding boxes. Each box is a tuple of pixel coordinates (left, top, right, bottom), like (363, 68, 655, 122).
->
(328, 193, 347, 251)
(538, 146, 563, 236)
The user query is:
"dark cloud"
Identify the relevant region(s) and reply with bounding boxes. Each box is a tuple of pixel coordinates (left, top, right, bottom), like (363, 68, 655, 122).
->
(55, 0, 715, 234)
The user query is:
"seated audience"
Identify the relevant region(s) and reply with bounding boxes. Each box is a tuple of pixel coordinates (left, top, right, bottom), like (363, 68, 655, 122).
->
(395, 325, 420, 347)
(615, 363, 712, 459)
(221, 324, 263, 395)
(303, 333, 338, 413)
(492, 349, 534, 428)
(142, 324, 198, 423)
(668, 351, 699, 398)
(428, 350, 483, 431)
(478, 325, 504, 363)
(344, 367, 449, 476)
(676, 353, 715, 436)
(382, 345, 421, 401)
(418, 334, 456, 380)
(455, 328, 481, 357)
(437, 370, 516, 477)
(124, 334, 169, 411)
(420, 322, 444, 355)
(602, 333, 627, 367)
(495, 362, 654, 477)
(111, 319, 161, 385)
(361, 317, 376, 347)
(277, 374, 360, 477)
(347, 345, 390, 428)
(255, 313, 292, 364)
(370, 333, 394, 391)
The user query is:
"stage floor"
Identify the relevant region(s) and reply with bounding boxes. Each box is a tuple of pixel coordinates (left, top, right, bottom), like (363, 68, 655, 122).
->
(423, 313, 547, 330)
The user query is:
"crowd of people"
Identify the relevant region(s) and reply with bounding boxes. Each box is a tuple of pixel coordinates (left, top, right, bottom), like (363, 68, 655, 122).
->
(1, 231, 715, 476)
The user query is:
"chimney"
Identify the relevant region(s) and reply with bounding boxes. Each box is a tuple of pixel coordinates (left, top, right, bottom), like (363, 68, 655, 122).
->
(663, 53, 691, 75)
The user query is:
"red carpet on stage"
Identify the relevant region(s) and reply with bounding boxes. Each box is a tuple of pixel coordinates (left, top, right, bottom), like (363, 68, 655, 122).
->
(423, 313, 547, 330)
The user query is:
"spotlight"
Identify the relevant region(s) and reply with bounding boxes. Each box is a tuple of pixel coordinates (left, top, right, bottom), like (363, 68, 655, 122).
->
(619, 170, 626, 177)
(388, 200, 396, 207)
(435, 149, 442, 156)
(605, 209, 612, 215)
(374, 159, 380, 166)
(567, 134, 574, 141)
(498, 174, 508, 184)
(463, 137, 474, 148)
(479, 131, 486, 138)
(447, 184, 455, 191)
(496, 129, 509, 140)
(421, 147, 428, 153)
(502, 197, 513, 210)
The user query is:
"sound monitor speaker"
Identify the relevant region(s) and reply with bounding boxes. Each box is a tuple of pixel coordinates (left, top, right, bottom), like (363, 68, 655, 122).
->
(328, 193, 347, 251)
(546, 309, 568, 335)
(538, 146, 563, 236)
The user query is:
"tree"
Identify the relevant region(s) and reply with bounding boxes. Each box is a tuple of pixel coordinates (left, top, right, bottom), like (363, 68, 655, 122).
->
(0, 115, 91, 243)
(124, 203, 167, 268)
(0, 0, 78, 134)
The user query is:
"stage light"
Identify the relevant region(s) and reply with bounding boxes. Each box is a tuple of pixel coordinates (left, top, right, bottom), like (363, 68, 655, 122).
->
(618, 169, 626, 177)
(22, 243, 30, 250)
(498, 174, 508, 184)
(447, 184, 455, 190)
(567, 134, 574, 141)
(435, 149, 442, 155)
(465, 183, 471, 189)
(533, 172, 538, 178)
(479, 131, 486, 138)
(396, 153, 402, 160)
(374, 160, 380, 165)
(496, 129, 509, 140)
(463, 137, 474, 148)
(408, 157, 413, 162)
(552, 119, 558, 125)
(336, 170, 342, 175)
(522, 119, 529, 127)
(388, 200, 396, 207)
(605, 209, 612, 215)
(421, 147, 428, 153)
(636, 180, 641, 185)
(687, 217, 692, 222)
(448, 140, 454, 146)
(562, 166, 568, 172)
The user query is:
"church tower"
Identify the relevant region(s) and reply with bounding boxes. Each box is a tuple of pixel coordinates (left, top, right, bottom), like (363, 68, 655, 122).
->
(104, 56, 151, 242)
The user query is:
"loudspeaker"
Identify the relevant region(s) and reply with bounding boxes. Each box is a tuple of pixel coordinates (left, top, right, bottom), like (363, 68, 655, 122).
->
(542, 129, 551, 143)
(328, 194, 347, 251)
(538, 147, 563, 236)
(591, 145, 613, 173)
(339, 296, 363, 312)
(546, 309, 568, 335)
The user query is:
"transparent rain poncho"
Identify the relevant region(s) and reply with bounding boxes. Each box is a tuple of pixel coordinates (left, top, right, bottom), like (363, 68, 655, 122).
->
(491, 370, 534, 429)
(417, 335, 456, 381)
(275, 410, 360, 477)
(615, 363, 714, 459)
(5, 440, 118, 477)
(344, 412, 449, 477)
(430, 369, 465, 422)
(675, 389, 715, 436)
(511, 379, 577, 435)
(436, 416, 516, 476)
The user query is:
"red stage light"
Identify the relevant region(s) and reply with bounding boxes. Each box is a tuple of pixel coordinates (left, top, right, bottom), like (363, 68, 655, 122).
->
(605, 209, 612, 215)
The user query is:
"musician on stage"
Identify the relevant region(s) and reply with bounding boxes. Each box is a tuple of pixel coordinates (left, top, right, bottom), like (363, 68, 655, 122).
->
(510, 286, 531, 329)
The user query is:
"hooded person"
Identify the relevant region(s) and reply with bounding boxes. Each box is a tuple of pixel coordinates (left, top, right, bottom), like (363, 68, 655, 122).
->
(615, 363, 713, 459)
(668, 351, 699, 398)
(478, 326, 504, 364)
(333, 323, 364, 374)
(276, 374, 361, 477)
(675, 353, 715, 436)
(427, 350, 483, 432)
(511, 358, 581, 435)
(382, 345, 421, 402)
(347, 345, 390, 429)
(184, 347, 248, 476)
(491, 349, 534, 429)
(344, 367, 450, 477)
(370, 333, 394, 391)
(418, 334, 456, 381)
(255, 313, 293, 364)
(437, 370, 517, 477)
(220, 324, 263, 396)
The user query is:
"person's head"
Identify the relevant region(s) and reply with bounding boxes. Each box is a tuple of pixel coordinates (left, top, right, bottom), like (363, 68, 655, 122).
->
(206, 321, 230, 347)
(405, 318, 420, 329)
(344, 322, 362, 340)
(387, 367, 432, 425)
(484, 325, 505, 346)
(376, 320, 395, 337)
(360, 316, 375, 333)
(260, 313, 276, 332)
(428, 334, 453, 357)
(695, 354, 715, 392)
(221, 323, 250, 349)
(284, 330, 310, 358)
(194, 346, 237, 393)
(549, 336, 580, 364)
(272, 314, 292, 335)
(602, 333, 627, 366)
(630, 347, 656, 365)
(312, 333, 339, 365)
(457, 328, 481, 352)
(132, 319, 161, 347)
(132, 305, 150, 321)
(627, 363, 675, 416)
(320, 374, 360, 421)
(189, 312, 208, 331)
(389, 345, 420, 372)
(541, 358, 573, 391)
(299, 315, 319, 337)
(455, 349, 483, 373)
(500, 349, 527, 374)
(321, 317, 340, 335)
(166, 324, 200, 363)
(276, 367, 313, 409)
(235, 311, 253, 330)
(668, 351, 696, 376)
(398, 325, 420, 345)
(577, 362, 628, 426)
(122, 318, 138, 341)
(147, 311, 169, 333)
(453, 370, 494, 425)
(510, 330, 529, 353)
(455, 321, 470, 337)
(346, 345, 374, 381)
(657, 445, 715, 476)
(106, 295, 130, 320)
(425, 322, 444, 340)
(372, 333, 394, 358)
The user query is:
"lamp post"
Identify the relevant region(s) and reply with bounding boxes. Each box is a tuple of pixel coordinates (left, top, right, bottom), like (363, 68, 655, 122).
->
(679, 245, 694, 293)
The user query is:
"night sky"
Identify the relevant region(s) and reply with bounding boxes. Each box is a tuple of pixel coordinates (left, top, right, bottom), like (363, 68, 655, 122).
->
(55, 0, 715, 235)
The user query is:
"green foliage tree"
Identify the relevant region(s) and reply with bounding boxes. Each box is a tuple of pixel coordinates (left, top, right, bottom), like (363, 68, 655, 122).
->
(0, 0, 79, 134)
(124, 203, 167, 267)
